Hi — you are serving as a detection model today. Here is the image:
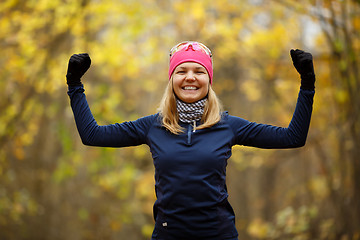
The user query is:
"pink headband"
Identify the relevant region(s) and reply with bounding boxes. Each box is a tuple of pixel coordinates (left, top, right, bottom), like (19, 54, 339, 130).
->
(168, 44, 213, 85)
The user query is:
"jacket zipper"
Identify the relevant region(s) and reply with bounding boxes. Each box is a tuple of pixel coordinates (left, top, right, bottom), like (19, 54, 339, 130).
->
(187, 121, 196, 145)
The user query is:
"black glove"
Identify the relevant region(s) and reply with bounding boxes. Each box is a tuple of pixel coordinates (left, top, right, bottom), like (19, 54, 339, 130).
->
(66, 53, 91, 86)
(290, 49, 315, 90)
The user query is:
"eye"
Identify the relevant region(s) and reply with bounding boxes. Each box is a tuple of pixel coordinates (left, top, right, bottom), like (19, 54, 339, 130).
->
(176, 70, 186, 74)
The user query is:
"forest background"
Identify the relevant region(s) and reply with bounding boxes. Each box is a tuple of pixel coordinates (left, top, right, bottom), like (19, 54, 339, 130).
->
(1, 0, 359, 239)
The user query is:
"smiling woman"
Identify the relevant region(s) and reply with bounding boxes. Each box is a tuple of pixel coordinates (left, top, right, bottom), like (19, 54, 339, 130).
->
(66, 41, 315, 240)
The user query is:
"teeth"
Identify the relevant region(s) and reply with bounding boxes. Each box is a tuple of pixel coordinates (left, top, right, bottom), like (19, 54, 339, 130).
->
(184, 86, 197, 90)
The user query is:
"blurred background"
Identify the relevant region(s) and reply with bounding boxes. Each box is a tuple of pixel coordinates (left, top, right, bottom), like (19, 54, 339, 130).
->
(0, 0, 359, 239)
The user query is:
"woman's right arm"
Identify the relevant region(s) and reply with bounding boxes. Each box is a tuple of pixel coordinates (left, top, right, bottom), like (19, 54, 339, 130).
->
(68, 85, 152, 147)
(66, 54, 152, 148)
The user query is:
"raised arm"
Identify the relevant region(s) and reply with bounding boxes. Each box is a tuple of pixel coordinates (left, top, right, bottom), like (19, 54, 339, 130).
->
(66, 54, 152, 147)
(230, 49, 315, 149)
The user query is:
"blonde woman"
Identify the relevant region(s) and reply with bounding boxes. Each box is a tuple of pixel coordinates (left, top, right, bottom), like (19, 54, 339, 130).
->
(66, 42, 315, 240)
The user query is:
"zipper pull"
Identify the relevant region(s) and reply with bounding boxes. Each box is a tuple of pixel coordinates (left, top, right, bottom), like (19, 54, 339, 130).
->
(193, 121, 196, 132)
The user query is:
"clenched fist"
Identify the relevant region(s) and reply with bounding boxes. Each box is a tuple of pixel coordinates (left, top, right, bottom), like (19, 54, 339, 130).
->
(290, 49, 315, 90)
(66, 53, 91, 86)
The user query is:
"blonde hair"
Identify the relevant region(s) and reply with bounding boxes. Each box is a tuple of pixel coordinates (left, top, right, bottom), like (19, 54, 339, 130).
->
(158, 79, 223, 135)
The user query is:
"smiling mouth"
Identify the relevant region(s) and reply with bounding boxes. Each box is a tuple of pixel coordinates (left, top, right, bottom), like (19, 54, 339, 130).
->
(183, 86, 198, 90)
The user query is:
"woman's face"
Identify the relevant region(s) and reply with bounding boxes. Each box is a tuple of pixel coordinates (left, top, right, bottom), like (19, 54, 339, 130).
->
(172, 62, 210, 103)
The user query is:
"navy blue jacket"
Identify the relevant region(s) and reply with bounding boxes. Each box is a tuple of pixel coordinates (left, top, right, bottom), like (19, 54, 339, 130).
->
(68, 85, 314, 240)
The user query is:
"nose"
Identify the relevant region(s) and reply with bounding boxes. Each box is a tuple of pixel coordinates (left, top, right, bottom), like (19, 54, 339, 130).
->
(185, 72, 196, 81)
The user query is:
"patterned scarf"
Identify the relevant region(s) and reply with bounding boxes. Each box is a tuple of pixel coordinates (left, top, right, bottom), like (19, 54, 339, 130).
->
(176, 98, 207, 123)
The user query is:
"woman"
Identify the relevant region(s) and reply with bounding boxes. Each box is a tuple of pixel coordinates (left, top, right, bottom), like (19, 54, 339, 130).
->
(66, 41, 315, 240)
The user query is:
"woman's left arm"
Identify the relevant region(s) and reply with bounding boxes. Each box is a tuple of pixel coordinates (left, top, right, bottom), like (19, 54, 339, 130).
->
(231, 49, 315, 149)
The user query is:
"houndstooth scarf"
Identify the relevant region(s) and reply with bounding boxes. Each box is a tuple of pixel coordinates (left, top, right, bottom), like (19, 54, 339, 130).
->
(176, 98, 207, 123)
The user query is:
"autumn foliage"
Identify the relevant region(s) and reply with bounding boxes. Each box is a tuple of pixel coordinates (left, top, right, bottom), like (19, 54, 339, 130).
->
(0, 0, 359, 239)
